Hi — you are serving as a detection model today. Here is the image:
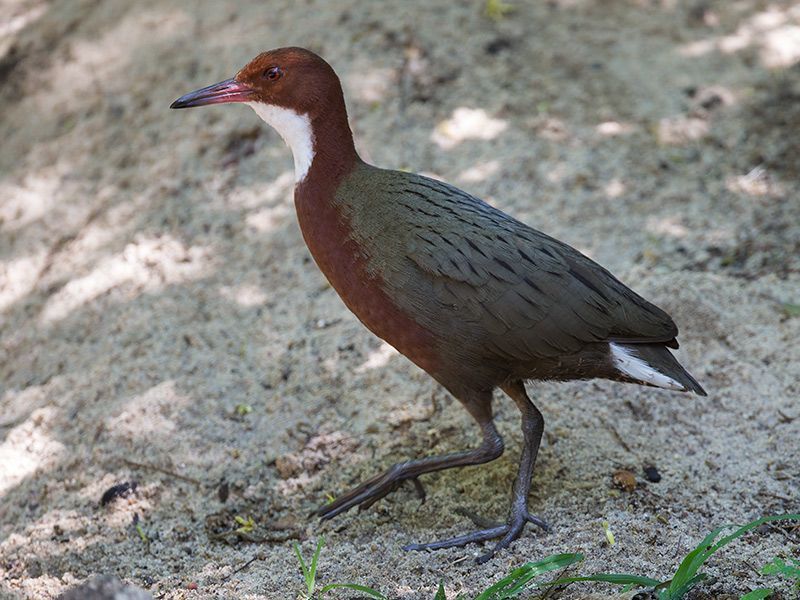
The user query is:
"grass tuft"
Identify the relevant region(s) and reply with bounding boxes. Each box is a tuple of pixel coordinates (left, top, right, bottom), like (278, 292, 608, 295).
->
(544, 514, 800, 600)
(290, 515, 799, 599)
(293, 537, 386, 599)
(472, 553, 584, 599)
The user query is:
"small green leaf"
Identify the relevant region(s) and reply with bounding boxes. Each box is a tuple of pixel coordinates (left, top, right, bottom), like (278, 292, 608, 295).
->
(663, 573, 708, 599)
(781, 302, 800, 318)
(234, 515, 255, 534)
(665, 525, 725, 596)
(741, 589, 773, 600)
(602, 520, 615, 546)
(135, 522, 148, 543)
(662, 514, 800, 600)
(484, 0, 515, 21)
(235, 403, 253, 416)
(761, 557, 800, 580)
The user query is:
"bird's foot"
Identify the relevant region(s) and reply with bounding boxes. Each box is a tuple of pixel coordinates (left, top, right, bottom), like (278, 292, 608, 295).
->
(315, 464, 424, 521)
(403, 510, 549, 564)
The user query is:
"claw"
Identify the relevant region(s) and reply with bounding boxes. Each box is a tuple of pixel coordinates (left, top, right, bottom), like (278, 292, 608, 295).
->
(358, 480, 400, 512)
(404, 510, 549, 563)
(315, 469, 415, 520)
(402, 525, 507, 552)
(409, 477, 426, 504)
(527, 513, 550, 531)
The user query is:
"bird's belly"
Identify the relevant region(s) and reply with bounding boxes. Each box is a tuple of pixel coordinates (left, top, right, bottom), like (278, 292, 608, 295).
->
(295, 195, 441, 376)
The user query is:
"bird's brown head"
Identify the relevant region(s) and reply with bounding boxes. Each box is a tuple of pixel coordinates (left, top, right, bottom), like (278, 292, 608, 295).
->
(170, 47, 354, 183)
(170, 47, 340, 114)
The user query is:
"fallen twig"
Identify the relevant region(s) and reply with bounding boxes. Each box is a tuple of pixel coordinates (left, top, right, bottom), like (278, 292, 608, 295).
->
(122, 458, 202, 486)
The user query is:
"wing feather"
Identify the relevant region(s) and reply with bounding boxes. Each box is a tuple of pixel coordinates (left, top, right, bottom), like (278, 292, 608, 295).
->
(400, 174, 677, 361)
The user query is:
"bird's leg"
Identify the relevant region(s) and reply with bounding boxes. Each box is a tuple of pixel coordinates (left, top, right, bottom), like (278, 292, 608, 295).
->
(316, 395, 503, 521)
(404, 380, 549, 563)
(484, 381, 549, 556)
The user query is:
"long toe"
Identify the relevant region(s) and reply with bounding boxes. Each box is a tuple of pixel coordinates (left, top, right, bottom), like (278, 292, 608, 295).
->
(402, 525, 509, 552)
(316, 480, 383, 520)
(403, 510, 549, 562)
(315, 466, 408, 520)
(527, 512, 550, 531)
(316, 483, 390, 520)
(357, 480, 402, 512)
(477, 517, 528, 564)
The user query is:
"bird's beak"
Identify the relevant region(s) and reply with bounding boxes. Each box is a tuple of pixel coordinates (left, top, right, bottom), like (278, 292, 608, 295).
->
(170, 78, 255, 109)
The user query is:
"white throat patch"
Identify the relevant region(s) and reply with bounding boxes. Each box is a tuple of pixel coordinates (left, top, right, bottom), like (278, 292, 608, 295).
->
(247, 102, 314, 183)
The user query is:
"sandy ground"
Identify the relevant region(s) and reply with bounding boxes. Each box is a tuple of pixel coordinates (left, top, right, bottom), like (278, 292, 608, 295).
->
(1, 1, 799, 598)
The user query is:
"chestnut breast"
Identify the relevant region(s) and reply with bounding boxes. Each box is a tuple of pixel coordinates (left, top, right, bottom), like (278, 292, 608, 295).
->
(293, 162, 442, 377)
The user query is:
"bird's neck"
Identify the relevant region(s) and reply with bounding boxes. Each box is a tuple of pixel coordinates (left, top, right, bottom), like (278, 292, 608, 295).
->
(248, 100, 359, 187)
(292, 103, 361, 239)
(306, 102, 359, 187)
(248, 98, 361, 280)
(293, 106, 359, 239)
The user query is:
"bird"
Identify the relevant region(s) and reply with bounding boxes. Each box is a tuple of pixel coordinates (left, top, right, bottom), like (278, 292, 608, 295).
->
(170, 47, 706, 563)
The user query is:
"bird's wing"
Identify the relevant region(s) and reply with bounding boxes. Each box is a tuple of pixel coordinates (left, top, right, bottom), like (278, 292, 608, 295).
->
(401, 175, 678, 360)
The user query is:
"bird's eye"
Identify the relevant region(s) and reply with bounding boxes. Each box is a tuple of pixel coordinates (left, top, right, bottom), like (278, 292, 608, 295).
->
(263, 66, 282, 81)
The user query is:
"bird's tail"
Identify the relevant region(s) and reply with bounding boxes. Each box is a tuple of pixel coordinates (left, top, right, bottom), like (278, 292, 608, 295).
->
(609, 342, 707, 396)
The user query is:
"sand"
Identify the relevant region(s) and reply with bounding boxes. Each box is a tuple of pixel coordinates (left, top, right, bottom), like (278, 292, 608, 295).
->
(1, 1, 798, 598)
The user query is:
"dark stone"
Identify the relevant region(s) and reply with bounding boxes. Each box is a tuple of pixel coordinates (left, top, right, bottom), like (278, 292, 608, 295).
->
(485, 38, 514, 55)
(643, 465, 662, 483)
(100, 481, 137, 506)
(217, 480, 230, 503)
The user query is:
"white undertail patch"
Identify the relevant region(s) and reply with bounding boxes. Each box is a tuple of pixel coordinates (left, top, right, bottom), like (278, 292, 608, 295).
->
(609, 343, 684, 391)
(247, 102, 314, 183)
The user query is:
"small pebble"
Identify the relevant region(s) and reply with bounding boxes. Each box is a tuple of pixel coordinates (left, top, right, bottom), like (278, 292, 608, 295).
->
(643, 465, 662, 483)
(275, 454, 301, 479)
(100, 481, 138, 506)
(217, 480, 229, 503)
(612, 469, 637, 492)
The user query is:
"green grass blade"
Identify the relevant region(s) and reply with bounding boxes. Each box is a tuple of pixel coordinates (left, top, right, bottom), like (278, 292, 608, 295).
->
(293, 541, 311, 593)
(740, 589, 773, 600)
(662, 573, 707, 600)
(293, 542, 308, 577)
(475, 553, 584, 599)
(505, 553, 585, 596)
(549, 573, 662, 587)
(434, 581, 446, 600)
(711, 515, 800, 555)
(474, 564, 532, 600)
(665, 525, 727, 594)
(308, 536, 324, 594)
(320, 583, 387, 598)
(664, 515, 800, 600)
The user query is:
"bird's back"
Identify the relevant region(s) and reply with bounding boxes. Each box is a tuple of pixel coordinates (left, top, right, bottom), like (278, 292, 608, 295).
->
(336, 163, 684, 387)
